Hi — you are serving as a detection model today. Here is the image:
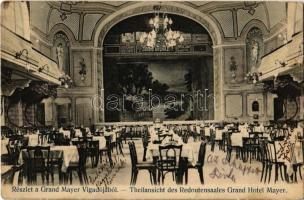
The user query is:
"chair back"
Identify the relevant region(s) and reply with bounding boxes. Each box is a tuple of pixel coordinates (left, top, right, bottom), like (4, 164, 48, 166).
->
(258, 138, 268, 162)
(158, 134, 173, 142)
(265, 141, 278, 163)
(142, 133, 149, 148)
(27, 146, 50, 170)
(128, 141, 138, 168)
(158, 144, 182, 171)
(198, 142, 207, 165)
(77, 145, 88, 169)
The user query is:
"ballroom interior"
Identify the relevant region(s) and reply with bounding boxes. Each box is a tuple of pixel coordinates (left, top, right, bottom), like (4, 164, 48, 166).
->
(1, 1, 303, 198)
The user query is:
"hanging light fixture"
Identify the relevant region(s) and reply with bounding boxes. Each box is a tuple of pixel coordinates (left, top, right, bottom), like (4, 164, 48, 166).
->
(139, 5, 184, 49)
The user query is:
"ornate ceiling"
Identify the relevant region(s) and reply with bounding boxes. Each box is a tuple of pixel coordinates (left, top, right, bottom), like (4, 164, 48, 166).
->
(30, 1, 287, 42)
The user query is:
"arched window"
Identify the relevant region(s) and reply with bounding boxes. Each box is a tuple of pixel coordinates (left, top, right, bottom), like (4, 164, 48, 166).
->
(53, 32, 70, 75)
(252, 101, 260, 112)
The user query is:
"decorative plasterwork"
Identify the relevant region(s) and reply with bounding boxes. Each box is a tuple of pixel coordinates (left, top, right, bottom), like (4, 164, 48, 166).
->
(94, 2, 222, 47)
(83, 13, 104, 40)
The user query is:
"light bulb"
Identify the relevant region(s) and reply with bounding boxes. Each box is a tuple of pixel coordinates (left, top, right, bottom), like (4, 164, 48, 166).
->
(178, 35, 184, 43)
(139, 36, 145, 43)
(154, 15, 159, 23)
(151, 29, 156, 38)
(164, 15, 169, 23)
(149, 18, 154, 25)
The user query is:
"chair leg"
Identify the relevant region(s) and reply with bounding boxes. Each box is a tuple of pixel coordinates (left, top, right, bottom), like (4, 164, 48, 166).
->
(130, 170, 134, 185)
(119, 142, 124, 156)
(264, 164, 269, 183)
(279, 165, 284, 181)
(152, 169, 157, 185)
(77, 170, 83, 185)
(69, 171, 73, 185)
(133, 170, 138, 185)
(149, 170, 153, 184)
(143, 148, 147, 161)
(83, 169, 88, 184)
(260, 163, 265, 182)
(198, 167, 204, 184)
(293, 165, 298, 183)
(268, 165, 272, 184)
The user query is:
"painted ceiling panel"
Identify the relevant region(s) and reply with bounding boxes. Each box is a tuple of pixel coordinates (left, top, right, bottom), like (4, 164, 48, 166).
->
(237, 4, 268, 36)
(48, 9, 80, 40)
(211, 10, 234, 38)
(83, 14, 104, 40)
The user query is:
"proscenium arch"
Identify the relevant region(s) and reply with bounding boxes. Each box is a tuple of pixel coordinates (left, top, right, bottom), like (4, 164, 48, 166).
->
(93, 2, 224, 122)
(93, 2, 222, 47)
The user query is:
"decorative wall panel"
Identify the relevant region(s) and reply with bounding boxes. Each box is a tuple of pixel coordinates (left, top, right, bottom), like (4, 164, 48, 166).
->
(223, 47, 245, 84)
(72, 51, 92, 87)
(225, 94, 243, 118)
(75, 98, 93, 126)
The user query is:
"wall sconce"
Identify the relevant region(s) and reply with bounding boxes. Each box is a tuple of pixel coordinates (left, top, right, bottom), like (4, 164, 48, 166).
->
(275, 60, 287, 68)
(15, 49, 28, 59)
(245, 72, 262, 84)
(278, 33, 288, 44)
(38, 64, 49, 73)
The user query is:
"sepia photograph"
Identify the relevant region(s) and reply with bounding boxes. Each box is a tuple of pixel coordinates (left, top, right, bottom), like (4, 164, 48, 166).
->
(0, 1, 303, 199)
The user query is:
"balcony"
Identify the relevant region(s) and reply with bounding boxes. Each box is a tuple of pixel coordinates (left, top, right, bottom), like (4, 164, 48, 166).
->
(258, 32, 303, 82)
(1, 26, 63, 85)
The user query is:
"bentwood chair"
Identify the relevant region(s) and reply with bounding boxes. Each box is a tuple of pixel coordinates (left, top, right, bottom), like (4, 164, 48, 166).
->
(158, 144, 182, 184)
(26, 146, 51, 185)
(142, 132, 150, 161)
(184, 142, 207, 184)
(113, 131, 124, 156)
(88, 140, 99, 168)
(258, 138, 269, 183)
(99, 135, 113, 167)
(265, 140, 287, 183)
(66, 142, 89, 185)
(1, 165, 23, 185)
(128, 141, 156, 185)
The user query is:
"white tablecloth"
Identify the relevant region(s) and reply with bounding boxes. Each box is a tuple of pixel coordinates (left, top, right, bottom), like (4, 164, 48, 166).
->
(231, 133, 243, 147)
(1, 139, 9, 154)
(215, 129, 223, 140)
(60, 130, 71, 138)
(147, 141, 197, 166)
(93, 136, 107, 149)
(75, 129, 83, 137)
(19, 145, 79, 173)
(205, 127, 210, 136)
(24, 134, 39, 146)
(51, 146, 79, 172)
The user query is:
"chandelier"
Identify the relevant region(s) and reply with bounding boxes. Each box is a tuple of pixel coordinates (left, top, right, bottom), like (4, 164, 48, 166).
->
(139, 6, 184, 48)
